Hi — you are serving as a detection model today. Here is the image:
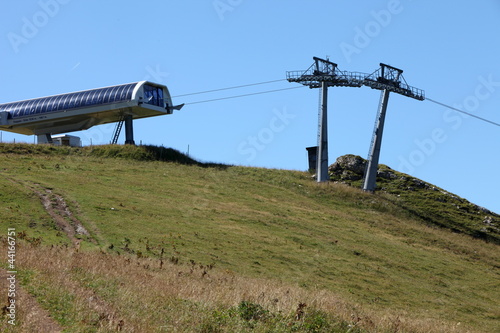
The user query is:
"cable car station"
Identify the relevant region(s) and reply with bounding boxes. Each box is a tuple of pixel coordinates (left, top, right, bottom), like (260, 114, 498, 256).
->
(0, 81, 183, 145)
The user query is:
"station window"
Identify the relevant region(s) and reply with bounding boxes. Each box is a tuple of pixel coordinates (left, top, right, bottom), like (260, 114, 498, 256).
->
(143, 85, 164, 107)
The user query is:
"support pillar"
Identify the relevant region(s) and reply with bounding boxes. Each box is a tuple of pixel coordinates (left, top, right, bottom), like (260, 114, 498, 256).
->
(37, 134, 53, 144)
(317, 82, 329, 182)
(363, 89, 390, 192)
(124, 115, 135, 145)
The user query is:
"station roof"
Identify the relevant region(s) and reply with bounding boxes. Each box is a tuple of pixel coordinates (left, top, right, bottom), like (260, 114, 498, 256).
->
(0, 82, 138, 119)
(0, 81, 177, 136)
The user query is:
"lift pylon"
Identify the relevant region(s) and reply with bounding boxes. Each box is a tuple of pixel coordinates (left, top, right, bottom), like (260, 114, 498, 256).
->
(287, 57, 365, 182)
(362, 63, 424, 192)
(288, 59, 424, 188)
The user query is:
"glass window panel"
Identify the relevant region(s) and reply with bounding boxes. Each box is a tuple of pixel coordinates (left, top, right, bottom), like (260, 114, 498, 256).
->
(82, 91, 93, 106)
(118, 84, 132, 100)
(103, 88, 112, 103)
(59, 95, 69, 110)
(105, 86, 119, 103)
(35, 98, 47, 113)
(39, 98, 49, 113)
(17, 101, 30, 116)
(0, 103, 11, 113)
(159, 88, 164, 106)
(24, 100, 36, 115)
(30, 100, 41, 114)
(115, 85, 125, 100)
(65, 95, 73, 109)
(85, 91, 96, 105)
(90, 90, 100, 105)
(96, 88, 105, 104)
(117, 84, 129, 99)
(101, 87, 111, 104)
(89, 90, 100, 105)
(10, 102, 19, 117)
(126, 84, 134, 98)
(72, 93, 82, 108)
(143, 84, 164, 106)
(153, 89, 158, 105)
(101, 90, 111, 104)
(144, 85, 153, 103)
(29, 100, 37, 114)
(12, 103, 20, 117)
(23, 100, 32, 115)
(88, 91, 97, 105)
(45, 96, 57, 112)
(73, 92, 85, 108)
(7, 103, 16, 113)
(52, 95, 64, 111)
(9, 103, 20, 117)
(57, 95, 66, 109)
(60, 94, 68, 109)
(106, 85, 120, 103)
(68, 94, 77, 109)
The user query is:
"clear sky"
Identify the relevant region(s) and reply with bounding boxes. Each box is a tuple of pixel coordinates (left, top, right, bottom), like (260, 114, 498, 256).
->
(1, 0, 499, 213)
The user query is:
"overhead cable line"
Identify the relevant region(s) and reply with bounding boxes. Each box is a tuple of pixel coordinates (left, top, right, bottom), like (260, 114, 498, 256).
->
(183, 86, 306, 105)
(174, 76, 500, 127)
(173, 79, 287, 97)
(426, 97, 500, 127)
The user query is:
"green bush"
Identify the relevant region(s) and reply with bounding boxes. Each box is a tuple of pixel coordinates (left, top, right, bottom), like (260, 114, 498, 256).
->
(237, 301, 269, 321)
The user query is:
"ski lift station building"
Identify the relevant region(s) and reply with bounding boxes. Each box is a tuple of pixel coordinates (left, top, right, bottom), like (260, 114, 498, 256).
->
(0, 81, 183, 145)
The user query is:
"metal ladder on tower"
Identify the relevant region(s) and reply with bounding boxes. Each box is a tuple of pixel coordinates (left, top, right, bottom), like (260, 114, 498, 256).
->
(111, 114, 125, 144)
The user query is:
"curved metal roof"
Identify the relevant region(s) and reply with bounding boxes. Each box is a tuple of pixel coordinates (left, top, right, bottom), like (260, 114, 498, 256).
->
(0, 81, 179, 136)
(0, 82, 137, 119)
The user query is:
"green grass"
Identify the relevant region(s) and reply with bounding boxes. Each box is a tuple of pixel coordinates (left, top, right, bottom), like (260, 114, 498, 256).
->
(1, 143, 499, 332)
(329, 154, 500, 244)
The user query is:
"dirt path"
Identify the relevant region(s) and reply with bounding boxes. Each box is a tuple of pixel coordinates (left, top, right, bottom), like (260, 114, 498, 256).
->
(7, 177, 92, 248)
(29, 182, 91, 248)
(1, 178, 94, 331)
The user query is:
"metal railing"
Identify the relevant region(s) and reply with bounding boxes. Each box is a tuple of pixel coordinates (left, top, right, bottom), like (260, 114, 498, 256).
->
(287, 66, 425, 100)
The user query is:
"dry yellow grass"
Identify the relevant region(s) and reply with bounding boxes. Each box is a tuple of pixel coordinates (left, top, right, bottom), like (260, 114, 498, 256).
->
(0, 241, 474, 333)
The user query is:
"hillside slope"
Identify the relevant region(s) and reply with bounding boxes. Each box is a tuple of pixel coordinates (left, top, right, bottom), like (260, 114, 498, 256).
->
(0, 144, 499, 332)
(328, 154, 500, 244)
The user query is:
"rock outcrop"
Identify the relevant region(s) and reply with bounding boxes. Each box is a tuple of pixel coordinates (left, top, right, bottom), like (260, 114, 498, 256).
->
(328, 154, 366, 181)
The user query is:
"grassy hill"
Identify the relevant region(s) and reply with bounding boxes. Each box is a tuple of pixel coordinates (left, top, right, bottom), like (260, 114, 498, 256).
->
(0, 143, 499, 332)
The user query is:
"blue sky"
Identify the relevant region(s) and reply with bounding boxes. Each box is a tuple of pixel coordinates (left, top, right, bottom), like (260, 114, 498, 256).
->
(1, 0, 499, 213)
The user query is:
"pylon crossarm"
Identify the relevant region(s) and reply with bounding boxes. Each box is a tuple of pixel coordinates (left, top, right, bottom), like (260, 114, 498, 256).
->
(363, 63, 424, 100)
(287, 60, 366, 88)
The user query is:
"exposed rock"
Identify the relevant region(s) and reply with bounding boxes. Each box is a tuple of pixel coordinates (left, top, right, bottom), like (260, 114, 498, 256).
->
(478, 206, 493, 215)
(377, 169, 397, 179)
(482, 216, 500, 233)
(412, 178, 429, 189)
(435, 196, 447, 203)
(483, 216, 496, 226)
(328, 155, 366, 181)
